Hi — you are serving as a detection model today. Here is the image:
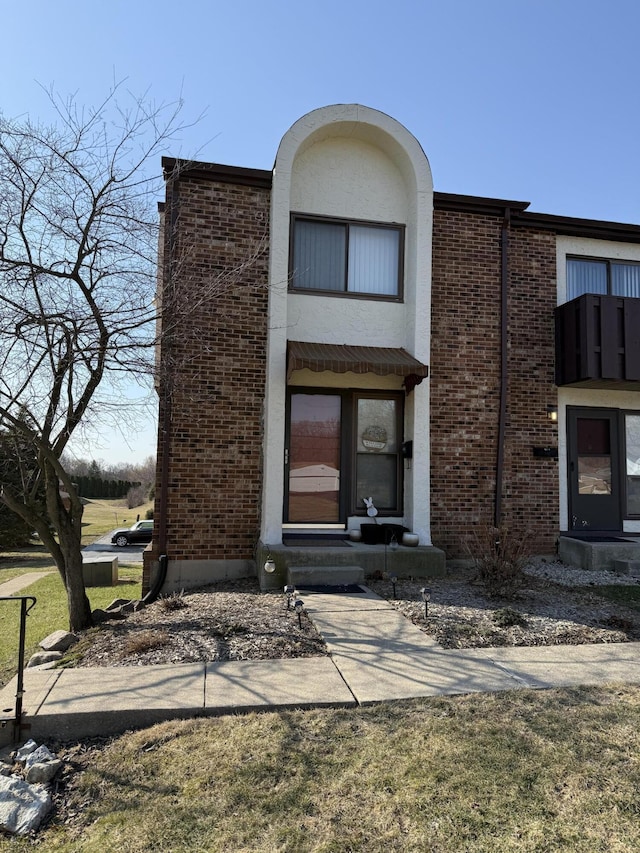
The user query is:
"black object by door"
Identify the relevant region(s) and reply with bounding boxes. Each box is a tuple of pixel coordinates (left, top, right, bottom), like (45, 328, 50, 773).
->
(567, 408, 622, 531)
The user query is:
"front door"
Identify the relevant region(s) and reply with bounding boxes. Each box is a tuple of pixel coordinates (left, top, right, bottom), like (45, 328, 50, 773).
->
(285, 390, 404, 524)
(567, 408, 622, 531)
(286, 393, 342, 523)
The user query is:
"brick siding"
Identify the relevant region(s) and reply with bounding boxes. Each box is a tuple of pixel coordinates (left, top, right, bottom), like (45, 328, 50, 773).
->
(145, 171, 270, 588)
(430, 209, 558, 556)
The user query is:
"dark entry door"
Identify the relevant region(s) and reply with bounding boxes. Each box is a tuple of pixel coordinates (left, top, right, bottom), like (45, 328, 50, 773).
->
(286, 393, 342, 523)
(567, 408, 622, 531)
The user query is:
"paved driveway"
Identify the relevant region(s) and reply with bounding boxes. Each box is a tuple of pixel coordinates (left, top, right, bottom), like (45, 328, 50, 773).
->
(82, 532, 146, 564)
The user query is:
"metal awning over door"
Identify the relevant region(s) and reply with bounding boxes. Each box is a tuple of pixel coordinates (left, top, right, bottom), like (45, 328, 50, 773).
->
(287, 341, 428, 392)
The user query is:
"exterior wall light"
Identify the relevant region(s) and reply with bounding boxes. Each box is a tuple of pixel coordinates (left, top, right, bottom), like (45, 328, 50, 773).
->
(264, 554, 276, 574)
(546, 404, 558, 423)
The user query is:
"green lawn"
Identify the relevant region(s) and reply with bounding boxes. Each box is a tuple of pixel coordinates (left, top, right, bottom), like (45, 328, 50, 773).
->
(0, 498, 149, 685)
(81, 497, 153, 544)
(2, 685, 640, 852)
(0, 567, 142, 688)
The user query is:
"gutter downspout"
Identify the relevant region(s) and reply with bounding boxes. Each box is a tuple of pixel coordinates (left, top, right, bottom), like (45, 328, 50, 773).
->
(143, 176, 179, 604)
(495, 206, 510, 528)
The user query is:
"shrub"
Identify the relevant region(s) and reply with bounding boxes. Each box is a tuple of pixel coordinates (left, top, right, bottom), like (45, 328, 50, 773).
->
(466, 523, 532, 598)
(158, 590, 187, 611)
(492, 607, 528, 628)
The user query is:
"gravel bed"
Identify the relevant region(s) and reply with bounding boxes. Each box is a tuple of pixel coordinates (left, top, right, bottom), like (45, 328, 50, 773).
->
(65, 561, 640, 667)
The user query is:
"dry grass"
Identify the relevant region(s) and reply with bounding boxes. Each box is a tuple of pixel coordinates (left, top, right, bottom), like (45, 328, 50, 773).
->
(5, 685, 640, 852)
(120, 630, 169, 657)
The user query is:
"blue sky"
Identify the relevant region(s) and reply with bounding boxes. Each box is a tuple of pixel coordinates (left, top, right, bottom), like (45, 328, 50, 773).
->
(3, 0, 640, 463)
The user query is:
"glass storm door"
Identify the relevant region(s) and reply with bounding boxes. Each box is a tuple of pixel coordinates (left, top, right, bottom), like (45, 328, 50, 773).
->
(567, 409, 622, 531)
(287, 394, 341, 522)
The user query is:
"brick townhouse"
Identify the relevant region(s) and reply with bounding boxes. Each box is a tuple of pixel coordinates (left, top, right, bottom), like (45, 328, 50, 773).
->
(143, 104, 640, 594)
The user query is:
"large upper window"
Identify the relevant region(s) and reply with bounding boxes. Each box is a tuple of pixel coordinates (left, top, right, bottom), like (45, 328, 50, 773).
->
(567, 257, 640, 300)
(290, 215, 403, 298)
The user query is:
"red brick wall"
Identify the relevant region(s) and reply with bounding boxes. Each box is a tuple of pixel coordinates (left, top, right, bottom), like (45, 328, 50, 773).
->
(430, 209, 558, 556)
(150, 171, 270, 573)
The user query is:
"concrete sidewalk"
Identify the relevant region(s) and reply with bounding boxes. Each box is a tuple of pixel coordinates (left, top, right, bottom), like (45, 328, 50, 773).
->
(2, 586, 639, 744)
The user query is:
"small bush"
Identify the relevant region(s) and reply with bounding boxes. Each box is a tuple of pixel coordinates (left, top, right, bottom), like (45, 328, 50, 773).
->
(126, 484, 147, 509)
(158, 590, 187, 611)
(145, 508, 154, 520)
(467, 523, 532, 598)
(492, 607, 528, 628)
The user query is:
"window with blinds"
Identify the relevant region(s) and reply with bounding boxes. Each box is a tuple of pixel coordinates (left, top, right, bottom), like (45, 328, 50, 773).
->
(567, 257, 640, 300)
(290, 215, 403, 298)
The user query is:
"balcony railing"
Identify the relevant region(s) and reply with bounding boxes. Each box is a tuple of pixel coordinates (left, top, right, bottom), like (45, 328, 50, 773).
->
(555, 293, 640, 386)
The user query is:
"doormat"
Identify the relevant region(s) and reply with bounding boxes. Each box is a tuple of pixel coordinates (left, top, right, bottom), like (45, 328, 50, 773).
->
(296, 584, 366, 594)
(283, 538, 349, 548)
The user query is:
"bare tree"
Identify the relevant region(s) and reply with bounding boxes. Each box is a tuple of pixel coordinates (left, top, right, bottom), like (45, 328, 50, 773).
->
(0, 86, 190, 630)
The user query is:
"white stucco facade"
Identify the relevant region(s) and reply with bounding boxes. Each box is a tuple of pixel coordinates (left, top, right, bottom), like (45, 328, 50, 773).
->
(261, 105, 433, 545)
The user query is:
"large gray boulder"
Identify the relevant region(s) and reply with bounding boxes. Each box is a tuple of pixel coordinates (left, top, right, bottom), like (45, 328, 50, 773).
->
(27, 651, 62, 668)
(39, 630, 78, 653)
(0, 776, 52, 835)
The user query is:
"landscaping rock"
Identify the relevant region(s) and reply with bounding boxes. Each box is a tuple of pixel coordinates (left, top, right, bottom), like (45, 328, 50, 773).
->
(91, 607, 126, 624)
(27, 651, 62, 668)
(39, 630, 78, 653)
(0, 775, 52, 835)
(24, 746, 62, 785)
(12, 740, 37, 763)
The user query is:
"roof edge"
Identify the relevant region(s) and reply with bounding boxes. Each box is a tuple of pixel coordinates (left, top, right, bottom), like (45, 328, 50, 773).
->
(162, 157, 272, 188)
(512, 209, 640, 243)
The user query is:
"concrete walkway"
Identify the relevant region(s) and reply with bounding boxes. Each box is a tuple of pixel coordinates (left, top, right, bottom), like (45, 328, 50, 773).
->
(2, 586, 640, 744)
(0, 572, 54, 597)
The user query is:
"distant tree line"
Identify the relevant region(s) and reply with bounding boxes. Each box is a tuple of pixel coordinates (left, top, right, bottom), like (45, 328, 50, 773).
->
(0, 444, 156, 550)
(63, 455, 156, 509)
(72, 475, 141, 499)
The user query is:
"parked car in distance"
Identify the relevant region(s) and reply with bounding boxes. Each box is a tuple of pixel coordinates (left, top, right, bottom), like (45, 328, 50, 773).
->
(111, 519, 154, 547)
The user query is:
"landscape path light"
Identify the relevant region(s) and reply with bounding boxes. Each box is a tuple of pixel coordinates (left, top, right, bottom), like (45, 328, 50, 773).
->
(420, 587, 431, 619)
(284, 584, 296, 610)
(294, 597, 305, 628)
(390, 574, 398, 600)
(384, 531, 399, 577)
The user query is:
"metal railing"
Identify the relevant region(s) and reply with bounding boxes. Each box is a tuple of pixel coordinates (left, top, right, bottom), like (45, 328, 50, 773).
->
(1, 595, 36, 742)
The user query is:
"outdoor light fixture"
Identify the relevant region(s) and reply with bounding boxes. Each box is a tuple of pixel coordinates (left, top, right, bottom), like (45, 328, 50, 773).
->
(284, 584, 296, 610)
(384, 532, 400, 577)
(263, 553, 276, 574)
(294, 597, 305, 628)
(420, 587, 432, 619)
(390, 574, 398, 600)
(546, 404, 558, 423)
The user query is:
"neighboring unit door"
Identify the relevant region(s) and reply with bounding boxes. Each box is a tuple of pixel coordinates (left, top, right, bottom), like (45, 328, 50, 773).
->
(567, 408, 622, 531)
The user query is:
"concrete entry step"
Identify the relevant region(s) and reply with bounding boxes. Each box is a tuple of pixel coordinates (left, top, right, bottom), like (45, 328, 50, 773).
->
(559, 536, 640, 571)
(613, 559, 640, 577)
(287, 565, 365, 587)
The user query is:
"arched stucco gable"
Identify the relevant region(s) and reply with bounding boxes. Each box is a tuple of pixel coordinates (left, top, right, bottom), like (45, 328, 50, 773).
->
(262, 104, 434, 547)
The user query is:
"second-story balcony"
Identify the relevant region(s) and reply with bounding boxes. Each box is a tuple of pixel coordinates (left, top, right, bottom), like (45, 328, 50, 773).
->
(555, 293, 640, 388)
